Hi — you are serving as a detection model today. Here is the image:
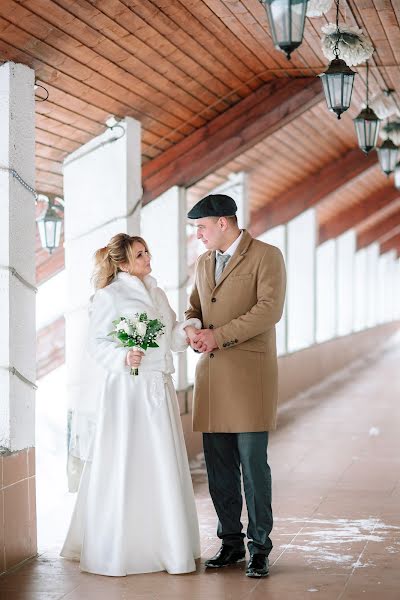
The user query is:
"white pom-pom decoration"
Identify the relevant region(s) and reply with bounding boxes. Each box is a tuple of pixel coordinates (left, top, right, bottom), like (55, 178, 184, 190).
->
(321, 23, 374, 66)
(370, 91, 399, 121)
(307, 0, 333, 18)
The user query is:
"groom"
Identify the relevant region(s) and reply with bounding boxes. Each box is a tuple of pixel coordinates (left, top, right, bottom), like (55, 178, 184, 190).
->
(185, 194, 286, 578)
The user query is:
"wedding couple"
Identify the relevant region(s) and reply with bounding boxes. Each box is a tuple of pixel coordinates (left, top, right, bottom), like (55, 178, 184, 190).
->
(60, 194, 286, 579)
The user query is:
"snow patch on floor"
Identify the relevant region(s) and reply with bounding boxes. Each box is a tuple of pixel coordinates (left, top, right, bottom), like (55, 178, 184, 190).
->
(277, 517, 400, 569)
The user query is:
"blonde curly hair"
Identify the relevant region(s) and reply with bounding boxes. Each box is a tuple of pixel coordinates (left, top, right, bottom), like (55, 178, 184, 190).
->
(92, 233, 151, 290)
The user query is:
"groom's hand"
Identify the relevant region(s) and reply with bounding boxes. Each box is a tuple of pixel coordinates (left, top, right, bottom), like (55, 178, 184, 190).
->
(194, 329, 218, 353)
(185, 325, 203, 352)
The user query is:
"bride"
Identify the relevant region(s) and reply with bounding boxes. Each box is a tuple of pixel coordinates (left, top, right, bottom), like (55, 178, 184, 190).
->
(60, 233, 201, 576)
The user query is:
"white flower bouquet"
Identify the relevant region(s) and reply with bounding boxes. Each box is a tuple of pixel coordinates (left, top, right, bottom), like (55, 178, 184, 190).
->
(108, 312, 165, 376)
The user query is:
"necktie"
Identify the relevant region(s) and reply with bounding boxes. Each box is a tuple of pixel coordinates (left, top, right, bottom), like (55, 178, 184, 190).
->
(215, 253, 230, 283)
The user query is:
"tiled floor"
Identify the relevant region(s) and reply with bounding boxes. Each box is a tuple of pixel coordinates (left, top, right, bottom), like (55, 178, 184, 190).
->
(1, 337, 400, 599)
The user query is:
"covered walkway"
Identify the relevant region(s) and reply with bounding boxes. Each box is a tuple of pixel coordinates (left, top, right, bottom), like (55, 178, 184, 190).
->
(1, 334, 399, 600)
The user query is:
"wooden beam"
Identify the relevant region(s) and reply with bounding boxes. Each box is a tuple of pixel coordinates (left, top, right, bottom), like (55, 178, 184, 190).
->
(318, 187, 400, 244)
(249, 147, 378, 238)
(380, 232, 400, 255)
(142, 77, 324, 204)
(357, 208, 400, 249)
(378, 224, 400, 246)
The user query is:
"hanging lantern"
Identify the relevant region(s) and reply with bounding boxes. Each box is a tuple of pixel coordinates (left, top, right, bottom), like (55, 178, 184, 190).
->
(354, 107, 380, 154)
(354, 62, 380, 154)
(319, 0, 355, 119)
(36, 198, 63, 254)
(261, 0, 309, 60)
(319, 58, 356, 119)
(395, 163, 400, 190)
(377, 138, 399, 176)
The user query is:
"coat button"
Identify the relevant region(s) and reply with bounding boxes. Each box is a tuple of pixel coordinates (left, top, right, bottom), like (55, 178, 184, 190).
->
(211, 297, 216, 303)
(209, 324, 214, 329)
(235, 339, 238, 343)
(210, 353, 214, 358)
(222, 343, 226, 348)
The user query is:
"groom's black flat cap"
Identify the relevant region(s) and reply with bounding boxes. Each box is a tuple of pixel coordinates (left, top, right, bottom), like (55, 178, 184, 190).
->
(187, 194, 237, 219)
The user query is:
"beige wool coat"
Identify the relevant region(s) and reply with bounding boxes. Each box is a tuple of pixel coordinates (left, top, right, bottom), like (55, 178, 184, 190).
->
(185, 230, 286, 433)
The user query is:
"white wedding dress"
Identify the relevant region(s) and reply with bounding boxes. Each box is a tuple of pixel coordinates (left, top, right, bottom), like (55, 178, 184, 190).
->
(60, 272, 202, 576)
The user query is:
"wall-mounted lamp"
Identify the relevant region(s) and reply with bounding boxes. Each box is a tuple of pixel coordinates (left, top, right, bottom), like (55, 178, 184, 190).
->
(36, 195, 64, 254)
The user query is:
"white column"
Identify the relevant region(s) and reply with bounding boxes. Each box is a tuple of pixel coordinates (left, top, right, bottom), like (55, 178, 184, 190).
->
(316, 239, 336, 343)
(286, 209, 316, 352)
(141, 187, 189, 390)
(366, 243, 379, 328)
(257, 225, 287, 355)
(336, 230, 356, 337)
(384, 251, 397, 321)
(63, 118, 141, 481)
(377, 252, 393, 323)
(0, 62, 36, 451)
(354, 249, 368, 331)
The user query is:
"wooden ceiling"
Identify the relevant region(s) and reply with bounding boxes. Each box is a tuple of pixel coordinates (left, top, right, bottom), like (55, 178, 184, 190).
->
(1, 0, 400, 282)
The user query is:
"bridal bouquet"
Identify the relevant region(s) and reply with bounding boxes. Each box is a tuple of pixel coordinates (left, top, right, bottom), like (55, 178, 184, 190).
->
(108, 312, 165, 376)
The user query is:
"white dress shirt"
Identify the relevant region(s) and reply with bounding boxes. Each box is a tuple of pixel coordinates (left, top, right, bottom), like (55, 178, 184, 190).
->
(215, 230, 243, 276)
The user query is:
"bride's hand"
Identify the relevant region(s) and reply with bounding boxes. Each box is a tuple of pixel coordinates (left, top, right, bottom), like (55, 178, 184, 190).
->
(126, 349, 144, 368)
(185, 325, 201, 349)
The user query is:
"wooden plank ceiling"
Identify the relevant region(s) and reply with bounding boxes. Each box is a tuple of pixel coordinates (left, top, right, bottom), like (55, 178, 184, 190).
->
(1, 0, 400, 280)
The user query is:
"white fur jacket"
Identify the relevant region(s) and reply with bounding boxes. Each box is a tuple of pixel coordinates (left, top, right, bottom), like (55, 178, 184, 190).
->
(88, 272, 201, 375)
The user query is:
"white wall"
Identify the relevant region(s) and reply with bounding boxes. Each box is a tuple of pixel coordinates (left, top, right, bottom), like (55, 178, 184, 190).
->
(316, 239, 336, 343)
(366, 243, 379, 328)
(336, 230, 356, 337)
(286, 209, 316, 352)
(258, 225, 287, 356)
(354, 248, 368, 332)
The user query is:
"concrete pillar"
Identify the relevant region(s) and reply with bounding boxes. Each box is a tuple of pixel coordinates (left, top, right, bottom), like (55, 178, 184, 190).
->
(366, 243, 379, 328)
(141, 187, 188, 391)
(0, 61, 37, 571)
(63, 118, 141, 488)
(286, 208, 316, 352)
(336, 230, 356, 337)
(257, 225, 287, 355)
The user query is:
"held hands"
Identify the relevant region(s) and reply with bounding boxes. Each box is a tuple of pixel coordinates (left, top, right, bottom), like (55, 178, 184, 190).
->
(126, 349, 145, 368)
(185, 325, 218, 353)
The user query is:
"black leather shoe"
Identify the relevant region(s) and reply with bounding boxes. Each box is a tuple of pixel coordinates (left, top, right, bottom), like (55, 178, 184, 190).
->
(205, 545, 246, 568)
(246, 554, 269, 578)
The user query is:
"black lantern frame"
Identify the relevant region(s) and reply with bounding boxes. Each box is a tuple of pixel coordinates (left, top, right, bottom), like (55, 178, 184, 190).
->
(319, 0, 355, 119)
(377, 137, 399, 176)
(261, 0, 308, 60)
(36, 197, 64, 254)
(354, 61, 380, 154)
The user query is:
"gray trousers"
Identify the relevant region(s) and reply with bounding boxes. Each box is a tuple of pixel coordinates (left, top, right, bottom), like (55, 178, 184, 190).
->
(203, 431, 272, 556)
